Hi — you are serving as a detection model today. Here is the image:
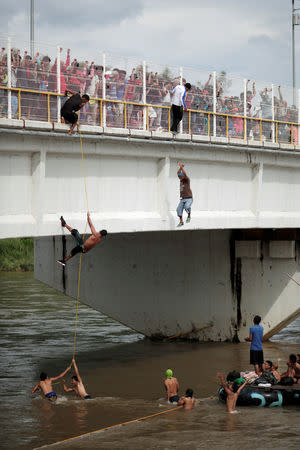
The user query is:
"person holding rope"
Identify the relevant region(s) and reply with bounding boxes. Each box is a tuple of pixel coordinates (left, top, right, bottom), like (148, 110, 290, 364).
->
(61, 88, 90, 135)
(31, 363, 72, 402)
(61, 358, 91, 399)
(57, 212, 107, 266)
(177, 162, 193, 227)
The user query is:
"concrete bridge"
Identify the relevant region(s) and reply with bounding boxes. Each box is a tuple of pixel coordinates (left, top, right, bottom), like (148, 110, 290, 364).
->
(1, 118, 300, 341)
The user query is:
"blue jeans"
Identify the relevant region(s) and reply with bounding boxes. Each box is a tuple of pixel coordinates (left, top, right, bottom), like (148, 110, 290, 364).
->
(177, 198, 193, 217)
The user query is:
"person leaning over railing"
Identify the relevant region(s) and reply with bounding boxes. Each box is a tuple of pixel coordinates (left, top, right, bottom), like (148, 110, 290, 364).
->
(61, 88, 90, 135)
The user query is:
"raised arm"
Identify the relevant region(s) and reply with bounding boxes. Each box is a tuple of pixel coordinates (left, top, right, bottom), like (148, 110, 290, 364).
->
(65, 88, 78, 96)
(87, 212, 98, 237)
(51, 363, 72, 381)
(72, 358, 82, 383)
(236, 379, 248, 395)
(177, 162, 188, 178)
(217, 373, 231, 395)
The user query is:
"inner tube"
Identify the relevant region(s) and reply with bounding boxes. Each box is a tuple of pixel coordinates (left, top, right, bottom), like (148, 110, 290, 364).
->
(218, 385, 300, 407)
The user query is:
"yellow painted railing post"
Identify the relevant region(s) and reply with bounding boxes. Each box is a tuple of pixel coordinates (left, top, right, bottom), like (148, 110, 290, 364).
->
(18, 90, 21, 120)
(168, 107, 171, 132)
(276, 121, 278, 143)
(226, 115, 228, 138)
(244, 117, 246, 140)
(260, 120, 262, 141)
(147, 105, 149, 131)
(124, 102, 127, 128)
(291, 124, 293, 144)
(100, 100, 103, 127)
(188, 110, 191, 134)
(207, 113, 210, 136)
(47, 94, 50, 122)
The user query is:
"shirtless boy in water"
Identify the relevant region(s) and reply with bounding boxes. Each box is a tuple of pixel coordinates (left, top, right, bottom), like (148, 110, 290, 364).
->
(178, 388, 195, 410)
(280, 354, 300, 383)
(217, 373, 248, 413)
(31, 363, 72, 401)
(62, 359, 91, 399)
(164, 369, 180, 403)
(57, 212, 107, 266)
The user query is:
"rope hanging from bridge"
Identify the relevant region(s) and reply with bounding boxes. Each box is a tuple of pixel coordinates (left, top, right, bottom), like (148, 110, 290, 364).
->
(72, 126, 89, 360)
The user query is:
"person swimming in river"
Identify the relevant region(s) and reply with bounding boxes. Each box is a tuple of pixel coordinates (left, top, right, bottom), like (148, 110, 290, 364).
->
(31, 363, 72, 401)
(217, 372, 248, 413)
(61, 358, 91, 399)
(57, 212, 107, 266)
(164, 369, 180, 403)
(178, 388, 195, 410)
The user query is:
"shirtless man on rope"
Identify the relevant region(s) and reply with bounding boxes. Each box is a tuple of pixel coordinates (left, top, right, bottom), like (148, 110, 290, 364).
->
(57, 212, 107, 266)
(31, 363, 72, 401)
(61, 359, 91, 399)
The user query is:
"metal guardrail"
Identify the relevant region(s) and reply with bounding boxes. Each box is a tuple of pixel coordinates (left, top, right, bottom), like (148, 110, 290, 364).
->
(0, 85, 299, 144)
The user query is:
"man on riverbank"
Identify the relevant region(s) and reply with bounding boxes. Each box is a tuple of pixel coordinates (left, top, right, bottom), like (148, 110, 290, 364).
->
(245, 315, 264, 374)
(31, 363, 72, 401)
(62, 358, 91, 399)
(57, 212, 107, 266)
(164, 369, 180, 403)
(177, 162, 193, 227)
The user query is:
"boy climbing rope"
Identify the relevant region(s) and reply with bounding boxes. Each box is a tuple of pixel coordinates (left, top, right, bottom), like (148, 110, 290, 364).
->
(177, 162, 193, 227)
(57, 212, 107, 266)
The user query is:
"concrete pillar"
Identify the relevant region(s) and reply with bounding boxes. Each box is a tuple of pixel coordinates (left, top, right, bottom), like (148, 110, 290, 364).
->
(251, 162, 263, 217)
(31, 150, 46, 232)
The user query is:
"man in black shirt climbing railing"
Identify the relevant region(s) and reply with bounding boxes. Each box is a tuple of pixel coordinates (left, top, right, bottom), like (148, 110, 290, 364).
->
(61, 89, 90, 135)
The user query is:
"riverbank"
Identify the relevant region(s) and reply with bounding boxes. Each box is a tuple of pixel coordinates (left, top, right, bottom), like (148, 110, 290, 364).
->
(0, 238, 33, 271)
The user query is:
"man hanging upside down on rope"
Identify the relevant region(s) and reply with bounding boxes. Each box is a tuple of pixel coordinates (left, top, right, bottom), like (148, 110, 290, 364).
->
(57, 212, 107, 266)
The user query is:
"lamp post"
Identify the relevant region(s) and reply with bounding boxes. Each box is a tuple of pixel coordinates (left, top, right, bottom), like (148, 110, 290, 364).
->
(30, 0, 34, 57)
(292, 0, 300, 105)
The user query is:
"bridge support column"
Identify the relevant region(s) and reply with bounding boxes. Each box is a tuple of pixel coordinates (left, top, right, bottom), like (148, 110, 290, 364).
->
(31, 150, 46, 228)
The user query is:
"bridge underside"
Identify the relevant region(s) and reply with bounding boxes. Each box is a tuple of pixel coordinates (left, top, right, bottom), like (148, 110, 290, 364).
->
(34, 228, 300, 342)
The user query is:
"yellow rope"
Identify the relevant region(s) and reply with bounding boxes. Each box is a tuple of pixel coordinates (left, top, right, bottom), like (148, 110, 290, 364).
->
(33, 406, 183, 449)
(72, 126, 89, 360)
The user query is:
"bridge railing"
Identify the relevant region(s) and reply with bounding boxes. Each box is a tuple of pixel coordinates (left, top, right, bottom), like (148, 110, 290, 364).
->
(0, 35, 299, 145)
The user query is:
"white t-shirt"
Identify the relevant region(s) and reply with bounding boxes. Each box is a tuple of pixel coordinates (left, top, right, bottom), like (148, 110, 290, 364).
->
(171, 85, 186, 107)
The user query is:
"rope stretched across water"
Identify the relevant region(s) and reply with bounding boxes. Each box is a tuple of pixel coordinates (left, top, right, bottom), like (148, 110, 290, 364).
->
(33, 405, 183, 449)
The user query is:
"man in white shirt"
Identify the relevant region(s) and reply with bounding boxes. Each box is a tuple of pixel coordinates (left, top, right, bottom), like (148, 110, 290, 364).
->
(170, 82, 191, 133)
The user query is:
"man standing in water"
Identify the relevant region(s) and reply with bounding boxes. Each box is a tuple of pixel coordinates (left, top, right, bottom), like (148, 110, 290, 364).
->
(217, 373, 248, 413)
(61, 88, 90, 135)
(164, 369, 180, 403)
(245, 315, 264, 374)
(57, 212, 107, 266)
(178, 388, 196, 410)
(177, 162, 193, 227)
(62, 359, 91, 399)
(31, 363, 72, 401)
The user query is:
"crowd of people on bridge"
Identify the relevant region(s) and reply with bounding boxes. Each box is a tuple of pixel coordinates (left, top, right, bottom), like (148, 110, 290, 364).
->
(0, 46, 298, 142)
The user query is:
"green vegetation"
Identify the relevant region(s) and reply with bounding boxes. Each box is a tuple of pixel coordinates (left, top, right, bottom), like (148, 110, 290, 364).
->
(0, 238, 34, 271)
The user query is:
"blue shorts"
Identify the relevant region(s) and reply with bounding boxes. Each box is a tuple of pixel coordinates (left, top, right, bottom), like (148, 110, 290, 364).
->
(45, 391, 57, 399)
(177, 198, 193, 217)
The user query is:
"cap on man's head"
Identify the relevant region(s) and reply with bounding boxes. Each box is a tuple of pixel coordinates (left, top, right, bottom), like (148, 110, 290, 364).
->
(166, 369, 173, 379)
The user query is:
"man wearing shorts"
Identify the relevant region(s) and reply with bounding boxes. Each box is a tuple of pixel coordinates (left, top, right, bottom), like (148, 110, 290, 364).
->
(57, 212, 107, 266)
(177, 162, 193, 227)
(164, 369, 180, 403)
(61, 89, 90, 135)
(245, 315, 264, 374)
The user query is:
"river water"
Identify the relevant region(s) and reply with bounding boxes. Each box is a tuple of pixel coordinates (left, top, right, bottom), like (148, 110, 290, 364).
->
(0, 272, 300, 450)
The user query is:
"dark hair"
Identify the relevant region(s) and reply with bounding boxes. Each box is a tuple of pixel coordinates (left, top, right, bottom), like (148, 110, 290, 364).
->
(185, 82, 192, 90)
(82, 94, 90, 101)
(226, 371, 240, 382)
(253, 315, 261, 324)
(40, 372, 47, 381)
(72, 375, 79, 382)
(185, 388, 193, 398)
(100, 229, 107, 237)
(95, 65, 103, 71)
(265, 360, 273, 368)
(232, 382, 239, 393)
(290, 354, 297, 364)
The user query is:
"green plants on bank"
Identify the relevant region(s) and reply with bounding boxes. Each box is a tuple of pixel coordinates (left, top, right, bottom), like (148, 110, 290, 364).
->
(0, 238, 34, 271)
